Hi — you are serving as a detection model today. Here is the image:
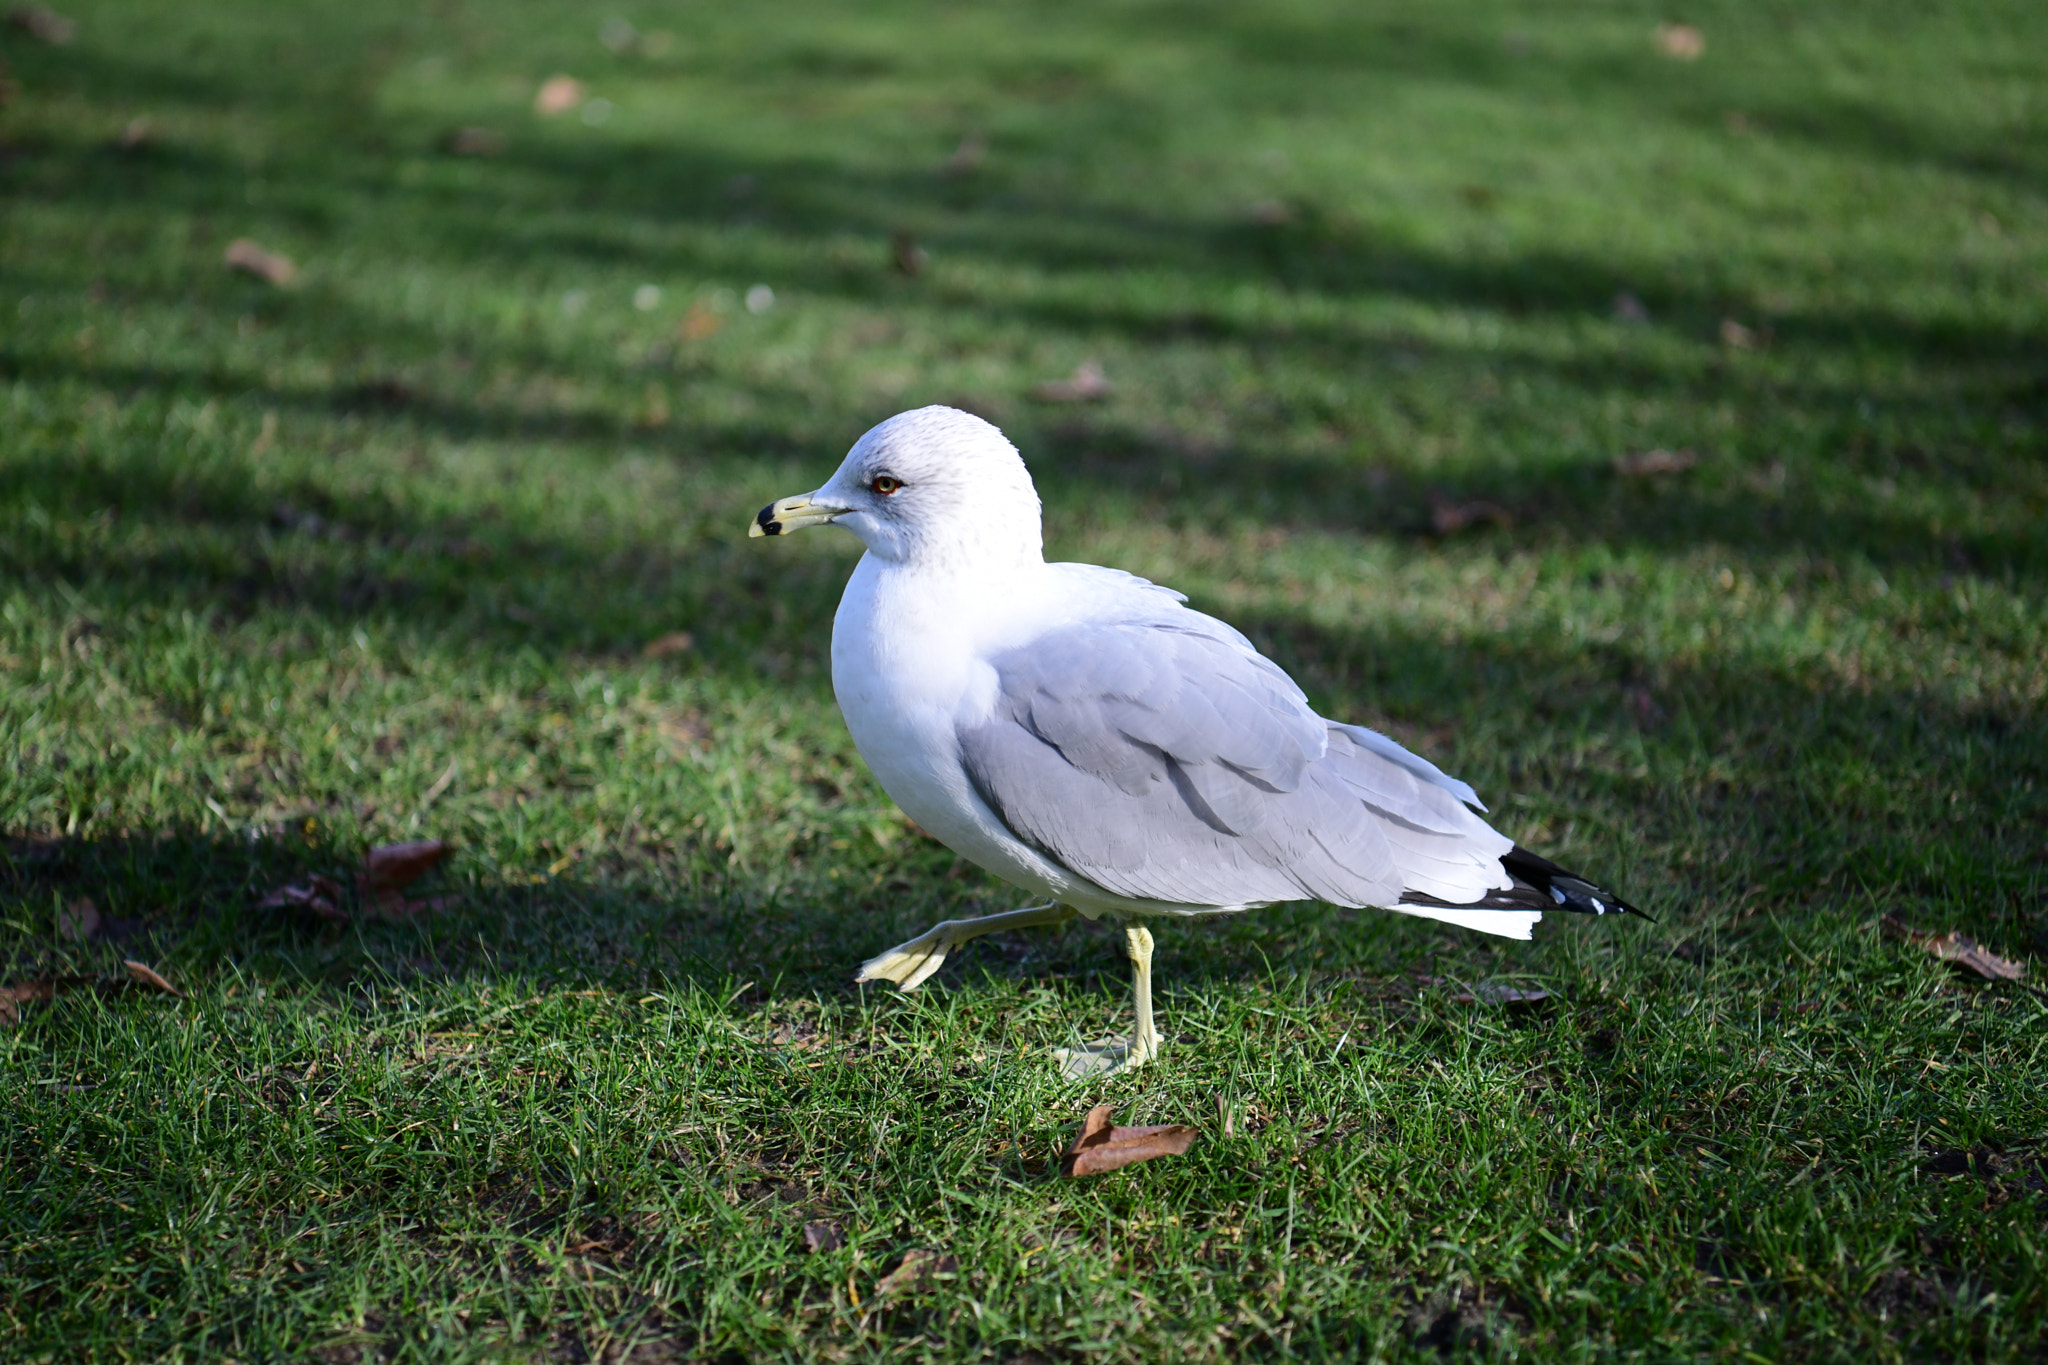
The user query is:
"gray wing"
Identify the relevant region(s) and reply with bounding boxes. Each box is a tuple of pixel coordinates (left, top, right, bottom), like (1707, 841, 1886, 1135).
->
(956, 615, 1513, 910)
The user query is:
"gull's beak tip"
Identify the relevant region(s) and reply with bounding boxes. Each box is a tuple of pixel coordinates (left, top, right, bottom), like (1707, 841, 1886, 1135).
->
(750, 491, 837, 538)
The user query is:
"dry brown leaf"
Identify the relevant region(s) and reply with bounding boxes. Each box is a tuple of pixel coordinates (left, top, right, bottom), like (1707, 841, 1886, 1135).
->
(364, 839, 453, 894)
(534, 75, 587, 116)
(1, 974, 109, 1026)
(124, 960, 182, 997)
(444, 126, 506, 157)
(116, 116, 152, 151)
(939, 133, 986, 176)
(256, 874, 347, 922)
(1033, 360, 1111, 403)
(874, 1247, 957, 1294)
(1882, 915, 2030, 985)
(1451, 982, 1551, 1007)
(643, 630, 695, 659)
(801, 1221, 844, 1253)
(367, 891, 459, 920)
(1719, 318, 1768, 350)
(6, 5, 75, 44)
(891, 229, 928, 277)
(1060, 1102, 1199, 1178)
(677, 302, 723, 341)
(1430, 498, 1512, 535)
(224, 238, 297, 287)
(1655, 23, 1704, 60)
(58, 896, 100, 943)
(1614, 448, 1698, 476)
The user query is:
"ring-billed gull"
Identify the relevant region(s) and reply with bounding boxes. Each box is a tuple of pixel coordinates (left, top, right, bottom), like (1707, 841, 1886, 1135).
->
(752, 406, 1646, 1076)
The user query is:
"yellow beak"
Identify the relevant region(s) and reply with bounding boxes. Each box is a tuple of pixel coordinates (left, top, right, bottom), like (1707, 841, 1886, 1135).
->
(749, 492, 844, 538)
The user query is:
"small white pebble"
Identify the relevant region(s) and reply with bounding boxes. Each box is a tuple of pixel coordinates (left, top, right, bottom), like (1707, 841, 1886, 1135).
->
(745, 283, 775, 314)
(633, 284, 662, 311)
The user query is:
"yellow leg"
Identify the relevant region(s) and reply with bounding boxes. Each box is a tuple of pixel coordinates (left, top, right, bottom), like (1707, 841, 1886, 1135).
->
(1126, 923, 1158, 1067)
(856, 902, 1075, 991)
(1054, 919, 1162, 1079)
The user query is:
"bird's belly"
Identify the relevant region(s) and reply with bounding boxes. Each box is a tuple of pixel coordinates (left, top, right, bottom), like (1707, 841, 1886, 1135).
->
(839, 694, 1069, 896)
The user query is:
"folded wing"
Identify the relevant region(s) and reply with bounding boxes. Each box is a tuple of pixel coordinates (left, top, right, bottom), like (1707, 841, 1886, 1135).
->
(956, 614, 1524, 925)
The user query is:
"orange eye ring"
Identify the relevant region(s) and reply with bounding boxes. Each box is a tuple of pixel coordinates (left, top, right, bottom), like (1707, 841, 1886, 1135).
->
(870, 475, 903, 495)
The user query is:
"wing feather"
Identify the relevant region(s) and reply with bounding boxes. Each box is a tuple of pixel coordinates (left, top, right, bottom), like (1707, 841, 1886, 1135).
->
(957, 613, 1515, 912)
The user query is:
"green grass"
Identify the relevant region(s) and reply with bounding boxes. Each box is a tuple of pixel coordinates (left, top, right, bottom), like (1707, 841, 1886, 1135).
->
(4, 0, 2046, 1358)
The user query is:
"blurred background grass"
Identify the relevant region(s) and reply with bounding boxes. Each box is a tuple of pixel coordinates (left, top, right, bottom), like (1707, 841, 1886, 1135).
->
(2, 1, 2045, 1360)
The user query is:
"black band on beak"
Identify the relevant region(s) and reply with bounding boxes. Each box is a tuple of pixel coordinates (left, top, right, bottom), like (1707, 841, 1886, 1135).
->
(755, 504, 782, 535)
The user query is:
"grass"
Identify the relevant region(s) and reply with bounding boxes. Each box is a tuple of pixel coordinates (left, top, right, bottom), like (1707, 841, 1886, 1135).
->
(3, 0, 2046, 1358)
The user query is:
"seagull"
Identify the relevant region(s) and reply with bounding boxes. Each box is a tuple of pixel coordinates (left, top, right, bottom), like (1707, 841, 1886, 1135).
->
(752, 406, 1646, 1076)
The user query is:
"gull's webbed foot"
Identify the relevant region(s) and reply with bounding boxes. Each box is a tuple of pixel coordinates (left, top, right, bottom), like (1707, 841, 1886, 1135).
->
(855, 902, 1073, 993)
(856, 920, 965, 992)
(1053, 922, 1161, 1079)
(1052, 1032, 1155, 1081)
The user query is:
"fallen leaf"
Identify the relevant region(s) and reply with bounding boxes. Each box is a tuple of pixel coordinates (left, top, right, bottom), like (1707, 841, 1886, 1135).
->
(534, 75, 587, 116)
(1613, 448, 1698, 476)
(677, 302, 723, 341)
(1611, 291, 1650, 323)
(5, 4, 75, 44)
(1430, 498, 1512, 535)
(891, 229, 928, 277)
(420, 759, 459, 808)
(58, 896, 100, 943)
(1719, 317, 1768, 350)
(1033, 360, 1111, 402)
(116, 116, 152, 151)
(643, 630, 695, 659)
(0, 972, 153, 1026)
(0, 976, 90, 1026)
(874, 1247, 957, 1294)
(1060, 1102, 1199, 1178)
(1655, 23, 1704, 60)
(1882, 915, 2031, 985)
(224, 238, 297, 287)
(1450, 982, 1551, 1007)
(939, 133, 986, 176)
(364, 839, 453, 894)
(1624, 684, 1665, 729)
(124, 960, 182, 997)
(256, 874, 347, 922)
(801, 1221, 844, 1253)
(443, 126, 506, 157)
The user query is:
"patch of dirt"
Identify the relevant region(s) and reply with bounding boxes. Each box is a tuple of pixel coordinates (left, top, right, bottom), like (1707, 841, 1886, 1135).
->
(1921, 1145, 2046, 1206)
(1405, 1283, 1526, 1355)
(1863, 1267, 1949, 1322)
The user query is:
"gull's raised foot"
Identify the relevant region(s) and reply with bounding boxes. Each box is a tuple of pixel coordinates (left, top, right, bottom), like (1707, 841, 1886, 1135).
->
(855, 903, 1070, 994)
(855, 921, 965, 992)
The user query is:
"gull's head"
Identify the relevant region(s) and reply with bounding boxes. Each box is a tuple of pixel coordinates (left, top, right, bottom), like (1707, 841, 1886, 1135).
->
(749, 406, 1043, 567)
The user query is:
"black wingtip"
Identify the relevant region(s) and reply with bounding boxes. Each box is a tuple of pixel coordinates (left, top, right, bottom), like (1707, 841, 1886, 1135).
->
(1501, 845, 1652, 922)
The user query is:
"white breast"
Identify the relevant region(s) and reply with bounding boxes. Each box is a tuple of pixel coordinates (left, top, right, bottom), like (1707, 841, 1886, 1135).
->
(830, 553, 1078, 898)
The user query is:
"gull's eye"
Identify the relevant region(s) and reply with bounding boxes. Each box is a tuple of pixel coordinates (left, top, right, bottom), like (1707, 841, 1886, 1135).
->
(870, 474, 903, 495)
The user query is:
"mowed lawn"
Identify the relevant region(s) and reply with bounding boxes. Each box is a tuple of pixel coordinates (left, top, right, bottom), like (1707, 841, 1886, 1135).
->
(3, 0, 2046, 1359)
